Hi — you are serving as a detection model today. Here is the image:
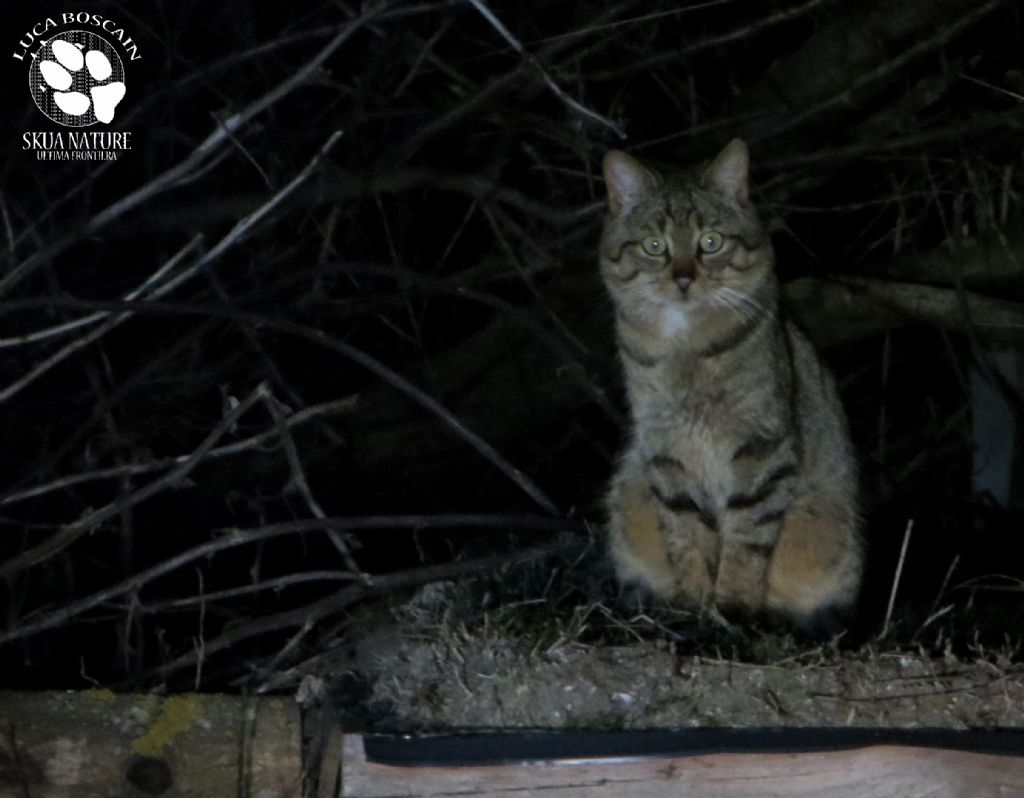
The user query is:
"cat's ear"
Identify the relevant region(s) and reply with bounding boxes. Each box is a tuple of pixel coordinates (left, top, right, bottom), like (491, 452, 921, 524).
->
(701, 138, 749, 204)
(603, 151, 657, 214)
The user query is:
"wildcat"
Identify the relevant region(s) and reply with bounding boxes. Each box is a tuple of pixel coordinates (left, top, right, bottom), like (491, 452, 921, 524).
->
(600, 139, 862, 629)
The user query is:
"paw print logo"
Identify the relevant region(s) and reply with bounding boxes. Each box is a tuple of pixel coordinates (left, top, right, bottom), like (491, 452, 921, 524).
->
(29, 30, 126, 127)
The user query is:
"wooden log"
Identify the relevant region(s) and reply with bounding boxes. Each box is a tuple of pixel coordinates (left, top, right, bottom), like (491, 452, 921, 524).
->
(0, 691, 301, 798)
(339, 733, 1024, 798)
(787, 276, 1024, 347)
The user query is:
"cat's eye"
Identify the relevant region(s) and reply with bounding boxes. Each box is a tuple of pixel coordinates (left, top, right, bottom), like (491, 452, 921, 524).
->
(640, 237, 665, 257)
(699, 231, 725, 253)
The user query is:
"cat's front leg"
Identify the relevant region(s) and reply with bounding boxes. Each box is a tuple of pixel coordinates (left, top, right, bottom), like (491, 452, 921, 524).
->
(713, 526, 779, 614)
(658, 509, 717, 609)
(642, 453, 718, 607)
(607, 466, 677, 599)
(607, 460, 715, 607)
(713, 459, 797, 614)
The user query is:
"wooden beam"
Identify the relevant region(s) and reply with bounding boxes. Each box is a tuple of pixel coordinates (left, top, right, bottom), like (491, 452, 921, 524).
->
(340, 733, 1024, 798)
(0, 691, 301, 798)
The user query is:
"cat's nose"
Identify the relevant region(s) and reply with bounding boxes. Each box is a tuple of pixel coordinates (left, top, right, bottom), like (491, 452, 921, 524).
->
(670, 256, 695, 294)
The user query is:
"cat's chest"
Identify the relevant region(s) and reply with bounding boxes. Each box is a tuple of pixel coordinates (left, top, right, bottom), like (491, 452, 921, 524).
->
(632, 395, 734, 494)
(627, 355, 754, 431)
(630, 366, 780, 499)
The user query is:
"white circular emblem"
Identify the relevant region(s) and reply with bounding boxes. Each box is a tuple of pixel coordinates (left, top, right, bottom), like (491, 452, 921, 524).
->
(29, 30, 126, 127)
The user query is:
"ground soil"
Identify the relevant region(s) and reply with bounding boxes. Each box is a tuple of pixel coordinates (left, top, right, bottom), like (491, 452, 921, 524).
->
(330, 583, 1024, 733)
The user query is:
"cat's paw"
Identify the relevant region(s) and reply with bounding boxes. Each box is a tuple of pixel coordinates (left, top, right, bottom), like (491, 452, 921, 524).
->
(765, 601, 854, 639)
(613, 582, 655, 615)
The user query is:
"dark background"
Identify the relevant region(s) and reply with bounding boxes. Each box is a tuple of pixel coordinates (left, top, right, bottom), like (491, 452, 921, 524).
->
(1, 0, 1022, 690)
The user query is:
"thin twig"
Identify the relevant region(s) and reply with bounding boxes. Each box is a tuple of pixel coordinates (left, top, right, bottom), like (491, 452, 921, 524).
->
(0, 514, 581, 645)
(193, 569, 206, 691)
(881, 518, 914, 639)
(765, 0, 1002, 141)
(960, 73, 1024, 103)
(467, 0, 625, 138)
(927, 554, 961, 622)
(1, 294, 564, 514)
(0, 396, 357, 506)
(0, 130, 342, 406)
(250, 618, 316, 687)
(264, 392, 361, 573)
(139, 571, 358, 611)
(585, 0, 826, 80)
(0, 237, 199, 348)
(397, 3, 630, 160)
(148, 537, 580, 683)
(0, 236, 203, 405)
(0, 382, 271, 580)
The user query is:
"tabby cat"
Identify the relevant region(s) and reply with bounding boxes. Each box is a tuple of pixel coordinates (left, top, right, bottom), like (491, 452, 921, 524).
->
(600, 139, 862, 629)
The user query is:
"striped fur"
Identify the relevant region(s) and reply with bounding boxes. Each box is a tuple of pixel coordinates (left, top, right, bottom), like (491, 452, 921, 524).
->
(601, 139, 862, 629)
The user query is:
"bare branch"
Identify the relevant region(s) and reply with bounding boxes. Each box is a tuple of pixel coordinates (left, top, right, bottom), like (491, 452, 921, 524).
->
(786, 277, 1024, 347)
(0, 6, 367, 298)
(264, 392, 361, 573)
(0, 515, 580, 646)
(148, 536, 580, 683)
(0, 382, 271, 579)
(0, 130, 341, 405)
(467, 0, 626, 138)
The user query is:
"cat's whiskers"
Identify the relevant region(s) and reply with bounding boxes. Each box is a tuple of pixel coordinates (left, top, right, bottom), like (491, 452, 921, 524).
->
(709, 285, 758, 324)
(708, 291, 750, 326)
(712, 284, 777, 324)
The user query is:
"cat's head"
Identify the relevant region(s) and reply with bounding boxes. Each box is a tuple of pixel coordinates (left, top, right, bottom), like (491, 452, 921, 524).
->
(599, 139, 774, 340)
